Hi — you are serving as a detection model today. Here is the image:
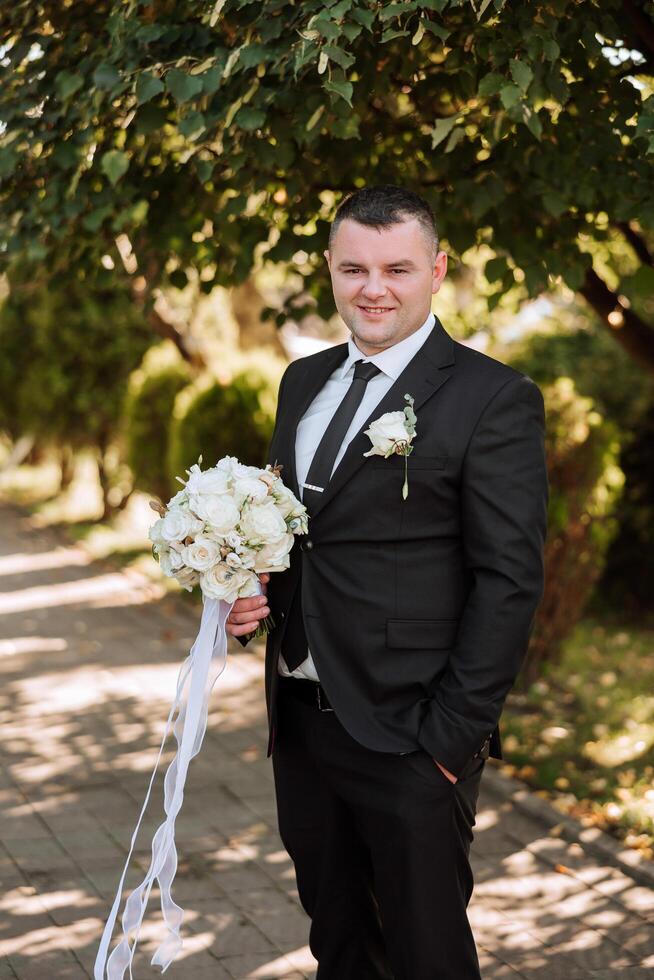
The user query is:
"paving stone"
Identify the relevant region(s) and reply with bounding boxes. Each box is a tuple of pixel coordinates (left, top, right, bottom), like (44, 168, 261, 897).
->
(2, 502, 653, 980)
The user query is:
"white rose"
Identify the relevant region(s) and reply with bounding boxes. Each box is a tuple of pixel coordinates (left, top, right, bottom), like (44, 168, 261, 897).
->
(239, 500, 288, 545)
(225, 530, 244, 550)
(185, 465, 230, 497)
(181, 535, 221, 572)
(225, 551, 243, 568)
(159, 549, 185, 576)
(174, 566, 200, 592)
(189, 493, 240, 534)
(148, 518, 167, 546)
(200, 563, 258, 602)
(253, 532, 294, 573)
(362, 411, 414, 458)
(233, 476, 270, 505)
(160, 508, 203, 544)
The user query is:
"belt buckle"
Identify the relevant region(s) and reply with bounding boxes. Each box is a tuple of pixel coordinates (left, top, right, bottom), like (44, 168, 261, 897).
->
(316, 685, 334, 713)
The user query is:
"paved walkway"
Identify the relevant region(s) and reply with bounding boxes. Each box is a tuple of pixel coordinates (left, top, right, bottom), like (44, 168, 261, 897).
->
(0, 503, 652, 980)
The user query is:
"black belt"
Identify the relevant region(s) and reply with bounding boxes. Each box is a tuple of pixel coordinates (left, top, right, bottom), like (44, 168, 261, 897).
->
(278, 676, 334, 712)
(278, 676, 491, 764)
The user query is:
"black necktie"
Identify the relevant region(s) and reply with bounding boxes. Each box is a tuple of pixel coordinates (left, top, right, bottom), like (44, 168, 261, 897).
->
(281, 359, 381, 672)
(302, 359, 381, 516)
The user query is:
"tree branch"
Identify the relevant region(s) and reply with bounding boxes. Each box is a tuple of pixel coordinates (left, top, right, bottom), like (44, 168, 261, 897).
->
(615, 220, 654, 267)
(579, 267, 654, 374)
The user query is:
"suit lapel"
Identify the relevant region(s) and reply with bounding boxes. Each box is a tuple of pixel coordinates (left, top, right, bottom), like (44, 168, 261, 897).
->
(272, 342, 349, 499)
(308, 317, 455, 520)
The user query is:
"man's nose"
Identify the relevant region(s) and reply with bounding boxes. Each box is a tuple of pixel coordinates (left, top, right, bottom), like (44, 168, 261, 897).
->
(360, 275, 388, 300)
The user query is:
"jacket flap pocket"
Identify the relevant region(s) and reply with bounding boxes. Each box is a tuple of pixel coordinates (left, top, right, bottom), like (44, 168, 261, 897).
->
(386, 618, 459, 649)
(372, 455, 448, 470)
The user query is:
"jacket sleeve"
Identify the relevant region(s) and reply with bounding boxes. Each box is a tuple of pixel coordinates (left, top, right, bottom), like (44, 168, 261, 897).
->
(234, 364, 293, 650)
(417, 375, 548, 775)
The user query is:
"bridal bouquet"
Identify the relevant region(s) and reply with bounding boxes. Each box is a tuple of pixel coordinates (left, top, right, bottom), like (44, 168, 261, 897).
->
(149, 455, 308, 631)
(95, 456, 307, 980)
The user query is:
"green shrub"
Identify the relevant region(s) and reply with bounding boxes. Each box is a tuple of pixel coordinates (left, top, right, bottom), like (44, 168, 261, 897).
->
(168, 370, 275, 486)
(124, 358, 192, 503)
(521, 377, 624, 685)
(0, 265, 152, 451)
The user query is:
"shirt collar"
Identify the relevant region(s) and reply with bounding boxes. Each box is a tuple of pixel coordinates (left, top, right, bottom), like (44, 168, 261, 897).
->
(339, 312, 435, 381)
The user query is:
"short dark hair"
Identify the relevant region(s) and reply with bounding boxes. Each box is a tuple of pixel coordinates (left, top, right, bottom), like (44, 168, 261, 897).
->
(328, 185, 439, 257)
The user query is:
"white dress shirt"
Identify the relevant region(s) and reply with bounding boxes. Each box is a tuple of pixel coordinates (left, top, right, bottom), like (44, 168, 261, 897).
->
(278, 312, 436, 681)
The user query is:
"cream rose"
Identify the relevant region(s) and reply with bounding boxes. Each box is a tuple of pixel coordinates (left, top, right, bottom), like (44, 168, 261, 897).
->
(181, 535, 221, 572)
(200, 563, 258, 602)
(253, 532, 294, 573)
(174, 566, 200, 591)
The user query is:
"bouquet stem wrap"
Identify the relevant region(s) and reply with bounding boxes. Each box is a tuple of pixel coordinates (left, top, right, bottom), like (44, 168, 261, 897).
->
(94, 594, 235, 979)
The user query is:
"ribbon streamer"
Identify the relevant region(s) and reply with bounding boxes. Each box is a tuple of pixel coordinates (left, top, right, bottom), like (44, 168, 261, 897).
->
(95, 594, 236, 978)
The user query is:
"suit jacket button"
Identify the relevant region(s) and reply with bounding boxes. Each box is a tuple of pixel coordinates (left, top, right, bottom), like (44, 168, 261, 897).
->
(302, 539, 313, 551)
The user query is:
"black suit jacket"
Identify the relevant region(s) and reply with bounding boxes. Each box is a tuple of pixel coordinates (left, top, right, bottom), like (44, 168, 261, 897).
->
(245, 316, 548, 777)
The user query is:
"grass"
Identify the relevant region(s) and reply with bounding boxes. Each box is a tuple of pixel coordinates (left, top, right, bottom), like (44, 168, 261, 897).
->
(502, 618, 654, 858)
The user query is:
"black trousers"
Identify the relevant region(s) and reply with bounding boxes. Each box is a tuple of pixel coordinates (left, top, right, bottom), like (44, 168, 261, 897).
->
(272, 678, 484, 980)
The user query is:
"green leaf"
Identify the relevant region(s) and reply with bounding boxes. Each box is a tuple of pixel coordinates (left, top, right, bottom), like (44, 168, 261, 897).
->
(307, 16, 341, 41)
(542, 192, 567, 218)
(166, 69, 204, 103)
(328, 0, 353, 16)
(136, 72, 164, 105)
(235, 106, 266, 130)
(381, 28, 409, 42)
(510, 58, 533, 93)
(478, 72, 504, 97)
(350, 7, 375, 28)
(56, 71, 84, 101)
(93, 63, 120, 90)
(525, 106, 542, 140)
(179, 111, 206, 139)
(323, 44, 355, 69)
(201, 67, 223, 94)
(380, 2, 417, 19)
(500, 83, 521, 109)
(445, 125, 465, 153)
(195, 159, 215, 184)
(341, 22, 363, 41)
(430, 115, 457, 149)
(82, 204, 113, 233)
(324, 78, 353, 106)
(485, 256, 509, 282)
(422, 22, 450, 42)
(100, 149, 129, 186)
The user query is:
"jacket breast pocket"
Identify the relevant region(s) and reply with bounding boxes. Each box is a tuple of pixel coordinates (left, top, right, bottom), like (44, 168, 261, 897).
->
(371, 454, 448, 470)
(386, 619, 459, 649)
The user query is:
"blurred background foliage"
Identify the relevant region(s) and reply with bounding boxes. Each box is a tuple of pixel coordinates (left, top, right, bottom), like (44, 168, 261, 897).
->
(0, 0, 653, 854)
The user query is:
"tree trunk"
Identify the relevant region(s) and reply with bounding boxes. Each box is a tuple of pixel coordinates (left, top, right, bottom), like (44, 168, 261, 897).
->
(230, 278, 287, 358)
(580, 268, 654, 375)
(59, 445, 75, 491)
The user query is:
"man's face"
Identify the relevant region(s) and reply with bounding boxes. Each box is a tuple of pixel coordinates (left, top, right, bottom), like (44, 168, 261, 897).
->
(324, 217, 447, 355)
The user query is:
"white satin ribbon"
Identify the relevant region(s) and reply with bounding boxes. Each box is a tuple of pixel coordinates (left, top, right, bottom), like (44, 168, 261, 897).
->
(94, 594, 235, 979)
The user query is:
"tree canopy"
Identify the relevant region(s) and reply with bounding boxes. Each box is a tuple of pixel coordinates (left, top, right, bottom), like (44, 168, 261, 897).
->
(2, 0, 654, 366)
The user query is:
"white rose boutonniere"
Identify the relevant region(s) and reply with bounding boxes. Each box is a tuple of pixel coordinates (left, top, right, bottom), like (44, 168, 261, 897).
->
(363, 393, 417, 500)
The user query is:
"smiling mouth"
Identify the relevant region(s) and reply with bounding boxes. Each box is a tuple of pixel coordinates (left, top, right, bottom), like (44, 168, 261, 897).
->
(358, 306, 395, 314)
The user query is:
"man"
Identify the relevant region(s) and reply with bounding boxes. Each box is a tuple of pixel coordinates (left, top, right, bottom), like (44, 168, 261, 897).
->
(227, 185, 548, 979)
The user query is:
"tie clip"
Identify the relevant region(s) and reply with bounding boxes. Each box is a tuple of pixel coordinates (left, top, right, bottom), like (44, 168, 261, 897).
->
(303, 482, 324, 493)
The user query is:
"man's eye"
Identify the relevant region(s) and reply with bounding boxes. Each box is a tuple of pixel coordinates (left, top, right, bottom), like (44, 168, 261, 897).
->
(390, 269, 408, 274)
(345, 268, 362, 274)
